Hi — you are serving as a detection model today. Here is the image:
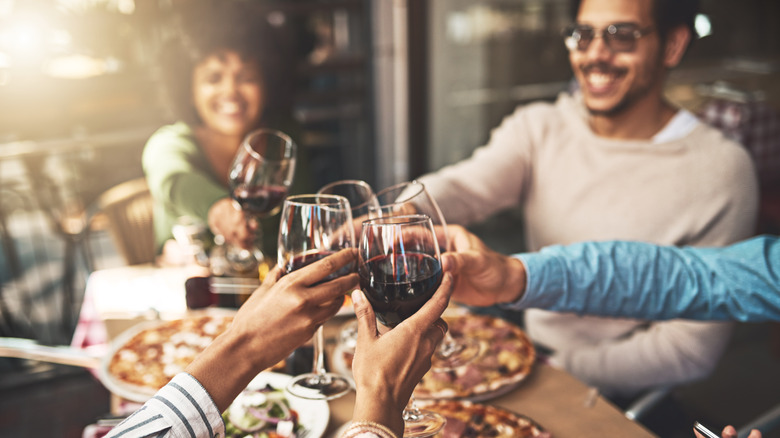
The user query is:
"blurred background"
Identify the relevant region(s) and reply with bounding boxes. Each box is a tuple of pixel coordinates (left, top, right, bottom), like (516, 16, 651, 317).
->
(0, 0, 778, 436)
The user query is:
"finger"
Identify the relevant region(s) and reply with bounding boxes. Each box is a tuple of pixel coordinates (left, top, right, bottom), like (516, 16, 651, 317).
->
(307, 296, 346, 326)
(352, 290, 378, 345)
(721, 425, 737, 438)
(428, 318, 448, 345)
(401, 272, 453, 330)
(441, 251, 482, 275)
(288, 248, 357, 286)
(306, 273, 359, 306)
(260, 265, 283, 288)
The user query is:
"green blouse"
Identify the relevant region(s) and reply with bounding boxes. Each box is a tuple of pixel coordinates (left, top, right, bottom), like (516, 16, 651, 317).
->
(142, 121, 311, 257)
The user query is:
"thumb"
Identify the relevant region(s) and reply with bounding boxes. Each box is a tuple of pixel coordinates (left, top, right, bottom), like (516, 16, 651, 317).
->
(442, 251, 478, 274)
(352, 290, 378, 344)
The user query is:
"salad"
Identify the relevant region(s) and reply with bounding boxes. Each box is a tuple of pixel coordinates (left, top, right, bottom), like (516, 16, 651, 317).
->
(223, 384, 301, 438)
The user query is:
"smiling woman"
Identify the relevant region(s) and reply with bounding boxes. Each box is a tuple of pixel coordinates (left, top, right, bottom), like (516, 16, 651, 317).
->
(142, 0, 309, 262)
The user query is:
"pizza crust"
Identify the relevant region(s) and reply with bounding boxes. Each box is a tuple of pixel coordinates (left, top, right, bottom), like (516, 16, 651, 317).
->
(414, 313, 536, 400)
(418, 400, 549, 438)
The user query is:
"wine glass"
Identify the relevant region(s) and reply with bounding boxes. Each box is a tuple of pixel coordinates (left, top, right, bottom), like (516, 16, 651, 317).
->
(278, 194, 355, 400)
(370, 181, 480, 369)
(358, 214, 446, 438)
(227, 128, 296, 273)
(318, 180, 381, 313)
(317, 179, 379, 219)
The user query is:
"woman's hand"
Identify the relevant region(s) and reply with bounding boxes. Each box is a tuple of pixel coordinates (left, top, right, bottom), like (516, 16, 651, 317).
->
(349, 273, 453, 436)
(207, 197, 256, 248)
(186, 248, 358, 411)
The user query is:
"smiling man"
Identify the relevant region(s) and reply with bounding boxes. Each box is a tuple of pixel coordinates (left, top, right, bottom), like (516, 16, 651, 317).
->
(418, 0, 759, 398)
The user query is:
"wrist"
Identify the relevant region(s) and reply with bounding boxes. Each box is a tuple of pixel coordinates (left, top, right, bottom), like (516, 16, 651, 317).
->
(352, 388, 404, 437)
(185, 327, 271, 411)
(505, 256, 527, 304)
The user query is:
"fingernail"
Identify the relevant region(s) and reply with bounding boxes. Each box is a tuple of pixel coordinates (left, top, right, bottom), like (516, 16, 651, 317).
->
(351, 290, 364, 305)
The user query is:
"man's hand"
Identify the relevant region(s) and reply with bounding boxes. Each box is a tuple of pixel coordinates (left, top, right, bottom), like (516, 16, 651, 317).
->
(440, 225, 527, 307)
(694, 425, 762, 438)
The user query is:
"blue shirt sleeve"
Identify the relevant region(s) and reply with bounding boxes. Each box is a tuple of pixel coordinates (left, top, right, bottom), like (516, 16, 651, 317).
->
(503, 235, 780, 322)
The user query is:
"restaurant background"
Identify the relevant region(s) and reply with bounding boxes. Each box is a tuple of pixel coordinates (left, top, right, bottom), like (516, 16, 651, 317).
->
(0, 0, 778, 437)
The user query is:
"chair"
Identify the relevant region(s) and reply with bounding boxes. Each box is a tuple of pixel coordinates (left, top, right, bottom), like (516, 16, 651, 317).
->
(90, 178, 156, 266)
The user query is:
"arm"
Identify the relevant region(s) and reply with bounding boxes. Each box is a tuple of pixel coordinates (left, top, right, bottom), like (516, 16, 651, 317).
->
(143, 125, 255, 248)
(512, 236, 780, 322)
(417, 105, 536, 226)
(107, 249, 359, 438)
(441, 225, 780, 322)
(143, 124, 227, 223)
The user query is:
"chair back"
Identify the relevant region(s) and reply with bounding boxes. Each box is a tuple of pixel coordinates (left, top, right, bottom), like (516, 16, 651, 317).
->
(93, 178, 155, 265)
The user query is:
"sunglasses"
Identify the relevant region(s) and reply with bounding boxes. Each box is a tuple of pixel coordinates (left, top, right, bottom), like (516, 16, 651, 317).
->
(563, 23, 654, 53)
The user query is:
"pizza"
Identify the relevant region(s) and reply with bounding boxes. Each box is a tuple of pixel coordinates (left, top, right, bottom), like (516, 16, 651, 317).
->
(419, 400, 550, 438)
(336, 310, 535, 401)
(107, 314, 235, 393)
(414, 312, 536, 400)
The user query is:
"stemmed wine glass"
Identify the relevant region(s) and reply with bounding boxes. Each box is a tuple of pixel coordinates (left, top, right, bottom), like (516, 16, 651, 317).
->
(370, 181, 480, 370)
(318, 179, 380, 249)
(318, 179, 378, 219)
(227, 128, 296, 273)
(358, 214, 447, 438)
(278, 194, 355, 400)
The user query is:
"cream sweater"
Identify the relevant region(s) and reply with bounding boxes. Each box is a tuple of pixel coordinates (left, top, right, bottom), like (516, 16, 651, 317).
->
(420, 92, 759, 396)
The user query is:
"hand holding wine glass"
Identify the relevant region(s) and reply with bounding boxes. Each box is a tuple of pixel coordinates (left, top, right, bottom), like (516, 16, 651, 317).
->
(348, 276, 453, 438)
(357, 214, 449, 437)
(278, 194, 355, 400)
(370, 181, 480, 369)
(226, 128, 296, 272)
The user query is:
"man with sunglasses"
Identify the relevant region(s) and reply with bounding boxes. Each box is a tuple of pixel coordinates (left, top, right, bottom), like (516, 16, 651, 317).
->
(418, 0, 758, 399)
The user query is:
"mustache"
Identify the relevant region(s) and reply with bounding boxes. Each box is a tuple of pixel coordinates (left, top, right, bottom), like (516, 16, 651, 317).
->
(579, 62, 626, 75)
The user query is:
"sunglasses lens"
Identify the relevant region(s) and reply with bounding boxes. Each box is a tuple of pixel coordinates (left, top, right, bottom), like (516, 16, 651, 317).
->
(605, 26, 638, 52)
(564, 24, 645, 52)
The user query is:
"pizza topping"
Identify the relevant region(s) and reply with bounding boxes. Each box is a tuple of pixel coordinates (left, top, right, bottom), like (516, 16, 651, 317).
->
(421, 400, 548, 438)
(107, 314, 235, 392)
(415, 312, 535, 401)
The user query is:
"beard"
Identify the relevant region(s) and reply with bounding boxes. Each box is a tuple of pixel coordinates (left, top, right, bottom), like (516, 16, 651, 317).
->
(578, 61, 660, 118)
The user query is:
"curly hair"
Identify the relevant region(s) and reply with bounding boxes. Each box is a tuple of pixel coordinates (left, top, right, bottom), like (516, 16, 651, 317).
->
(155, 0, 292, 127)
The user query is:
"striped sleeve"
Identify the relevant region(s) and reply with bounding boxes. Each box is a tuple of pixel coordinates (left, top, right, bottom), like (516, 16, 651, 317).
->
(106, 373, 225, 438)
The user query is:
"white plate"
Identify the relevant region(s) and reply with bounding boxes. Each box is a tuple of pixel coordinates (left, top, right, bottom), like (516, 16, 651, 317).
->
(232, 372, 330, 438)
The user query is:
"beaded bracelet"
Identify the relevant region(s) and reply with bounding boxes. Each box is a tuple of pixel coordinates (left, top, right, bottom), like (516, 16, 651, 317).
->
(341, 420, 398, 438)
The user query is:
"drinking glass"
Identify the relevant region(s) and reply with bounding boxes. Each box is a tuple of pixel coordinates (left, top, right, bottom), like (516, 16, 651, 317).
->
(278, 194, 354, 400)
(227, 128, 296, 272)
(370, 181, 480, 369)
(358, 214, 446, 438)
(317, 179, 379, 219)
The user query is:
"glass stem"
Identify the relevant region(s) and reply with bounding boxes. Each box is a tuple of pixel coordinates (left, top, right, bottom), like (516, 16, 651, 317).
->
(438, 331, 459, 357)
(312, 326, 327, 377)
(403, 394, 422, 421)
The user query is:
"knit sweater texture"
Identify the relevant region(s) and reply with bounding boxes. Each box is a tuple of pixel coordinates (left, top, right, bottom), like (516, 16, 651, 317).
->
(419, 91, 759, 396)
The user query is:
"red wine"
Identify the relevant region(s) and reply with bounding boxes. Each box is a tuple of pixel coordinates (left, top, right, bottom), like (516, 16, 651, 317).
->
(283, 250, 353, 281)
(359, 252, 442, 327)
(284, 250, 334, 274)
(232, 185, 288, 216)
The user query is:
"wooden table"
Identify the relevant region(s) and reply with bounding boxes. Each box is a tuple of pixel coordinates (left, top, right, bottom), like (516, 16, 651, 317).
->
(321, 316, 657, 438)
(75, 265, 658, 437)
